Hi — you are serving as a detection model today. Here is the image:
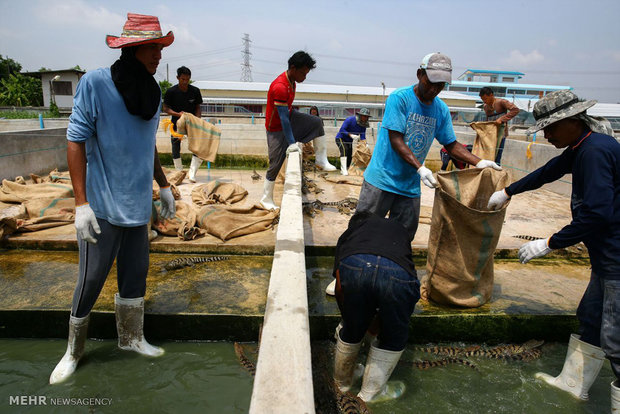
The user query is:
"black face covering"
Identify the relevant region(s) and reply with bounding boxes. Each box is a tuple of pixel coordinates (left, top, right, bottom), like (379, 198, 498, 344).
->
(110, 47, 161, 121)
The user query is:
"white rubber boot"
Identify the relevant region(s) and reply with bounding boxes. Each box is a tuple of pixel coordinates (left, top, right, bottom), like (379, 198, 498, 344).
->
(188, 155, 203, 183)
(49, 315, 89, 384)
(325, 279, 336, 296)
(173, 157, 183, 171)
(314, 135, 336, 171)
(260, 179, 278, 210)
(535, 334, 605, 400)
(334, 334, 363, 392)
(115, 294, 164, 357)
(357, 344, 405, 403)
(612, 380, 620, 413)
(340, 157, 349, 176)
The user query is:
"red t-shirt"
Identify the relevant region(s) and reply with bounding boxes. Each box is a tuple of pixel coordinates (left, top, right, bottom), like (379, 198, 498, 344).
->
(265, 71, 295, 132)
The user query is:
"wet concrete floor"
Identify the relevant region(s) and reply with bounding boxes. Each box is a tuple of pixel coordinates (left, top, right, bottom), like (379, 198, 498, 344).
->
(0, 167, 591, 342)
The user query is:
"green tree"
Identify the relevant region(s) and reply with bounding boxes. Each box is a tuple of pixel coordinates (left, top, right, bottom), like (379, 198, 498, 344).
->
(0, 55, 22, 83)
(38, 67, 52, 72)
(72, 65, 84, 71)
(159, 79, 172, 100)
(0, 74, 43, 106)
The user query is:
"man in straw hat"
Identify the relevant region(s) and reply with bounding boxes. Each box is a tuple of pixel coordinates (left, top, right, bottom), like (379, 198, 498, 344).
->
(487, 89, 619, 409)
(358, 52, 501, 242)
(50, 13, 176, 384)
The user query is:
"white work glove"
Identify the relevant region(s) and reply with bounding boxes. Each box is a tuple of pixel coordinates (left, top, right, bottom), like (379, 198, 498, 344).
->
(349, 133, 360, 140)
(487, 189, 510, 210)
(75, 203, 100, 244)
(476, 159, 502, 170)
(518, 238, 552, 264)
(286, 143, 300, 154)
(159, 186, 176, 219)
(418, 165, 438, 188)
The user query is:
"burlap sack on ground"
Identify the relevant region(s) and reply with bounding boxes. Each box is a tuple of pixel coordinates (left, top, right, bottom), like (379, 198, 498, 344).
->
(321, 174, 364, 186)
(0, 179, 74, 203)
(469, 122, 504, 162)
(196, 204, 279, 241)
(152, 200, 205, 240)
(347, 141, 372, 176)
(7, 197, 76, 233)
(422, 168, 509, 307)
(28, 169, 73, 184)
(176, 113, 221, 163)
(164, 169, 187, 186)
(191, 181, 248, 206)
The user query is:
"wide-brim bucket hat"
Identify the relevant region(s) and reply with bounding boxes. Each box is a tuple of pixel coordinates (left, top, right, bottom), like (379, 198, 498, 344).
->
(106, 13, 174, 49)
(357, 108, 371, 117)
(527, 89, 596, 134)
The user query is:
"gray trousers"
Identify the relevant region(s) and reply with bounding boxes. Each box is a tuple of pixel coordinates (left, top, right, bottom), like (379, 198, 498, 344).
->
(356, 180, 421, 242)
(71, 218, 149, 318)
(266, 110, 325, 181)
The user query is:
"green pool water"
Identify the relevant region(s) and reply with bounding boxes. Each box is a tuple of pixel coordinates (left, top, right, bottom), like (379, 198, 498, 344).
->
(0, 339, 614, 414)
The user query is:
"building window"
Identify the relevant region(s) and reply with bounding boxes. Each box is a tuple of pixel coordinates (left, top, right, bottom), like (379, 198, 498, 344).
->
(507, 89, 526, 95)
(203, 103, 224, 113)
(503, 77, 514, 83)
(52, 81, 72, 96)
(319, 107, 335, 117)
(344, 108, 357, 117)
(234, 104, 262, 114)
(447, 86, 468, 92)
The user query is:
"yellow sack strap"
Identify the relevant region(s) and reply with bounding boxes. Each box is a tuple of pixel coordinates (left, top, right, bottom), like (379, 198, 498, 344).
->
(161, 118, 184, 138)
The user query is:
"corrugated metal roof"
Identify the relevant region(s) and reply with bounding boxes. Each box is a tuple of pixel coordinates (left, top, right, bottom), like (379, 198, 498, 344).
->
(589, 103, 620, 118)
(193, 81, 477, 102)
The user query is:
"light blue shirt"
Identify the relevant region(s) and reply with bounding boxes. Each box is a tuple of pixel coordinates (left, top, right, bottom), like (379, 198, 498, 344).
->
(364, 85, 456, 198)
(67, 68, 159, 226)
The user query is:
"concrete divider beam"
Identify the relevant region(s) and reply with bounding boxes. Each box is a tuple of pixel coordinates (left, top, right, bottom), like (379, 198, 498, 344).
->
(249, 151, 315, 414)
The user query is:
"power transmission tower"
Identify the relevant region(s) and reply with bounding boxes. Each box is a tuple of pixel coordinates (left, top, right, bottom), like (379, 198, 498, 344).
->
(241, 33, 253, 82)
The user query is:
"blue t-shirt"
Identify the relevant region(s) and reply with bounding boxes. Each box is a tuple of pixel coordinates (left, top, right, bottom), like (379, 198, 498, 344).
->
(67, 68, 159, 227)
(336, 115, 366, 142)
(364, 85, 456, 198)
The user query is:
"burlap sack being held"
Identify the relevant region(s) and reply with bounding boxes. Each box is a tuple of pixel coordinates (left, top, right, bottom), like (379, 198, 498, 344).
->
(176, 113, 221, 163)
(469, 122, 505, 163)
(422, 168, 509, 307)
(152, 200, 205, 240)
(347, 141, 372, 176)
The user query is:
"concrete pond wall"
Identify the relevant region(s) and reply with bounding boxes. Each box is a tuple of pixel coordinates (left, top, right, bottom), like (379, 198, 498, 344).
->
(0, 119, 570, 196)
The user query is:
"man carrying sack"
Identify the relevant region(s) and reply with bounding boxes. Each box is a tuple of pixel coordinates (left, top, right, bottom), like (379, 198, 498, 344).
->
(50, 13, 176, 384)
(358, 52, 501, 242)
(487, 90, 618, 409)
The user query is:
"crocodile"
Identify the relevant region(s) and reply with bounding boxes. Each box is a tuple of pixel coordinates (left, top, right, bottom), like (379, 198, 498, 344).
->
(163, 255, 230, 271)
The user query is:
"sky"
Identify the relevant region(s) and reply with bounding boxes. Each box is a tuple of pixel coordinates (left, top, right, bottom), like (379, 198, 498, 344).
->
(1, 0, 620, 103)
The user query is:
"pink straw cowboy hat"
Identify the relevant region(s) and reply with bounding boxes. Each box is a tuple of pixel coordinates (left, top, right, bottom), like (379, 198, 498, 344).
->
(106, 13, 174, 49)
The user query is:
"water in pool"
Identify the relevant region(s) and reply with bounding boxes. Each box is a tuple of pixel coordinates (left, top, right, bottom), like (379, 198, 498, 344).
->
(0, 339, 614, 413)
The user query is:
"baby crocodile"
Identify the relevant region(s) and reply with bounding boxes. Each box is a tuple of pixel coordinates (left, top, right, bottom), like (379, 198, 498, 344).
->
(163, 256, 230, 271)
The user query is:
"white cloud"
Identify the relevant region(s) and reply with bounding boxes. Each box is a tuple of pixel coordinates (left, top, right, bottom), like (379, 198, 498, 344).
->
(33, 0, 124, 31)
(547, 39, 557, 47)
(608, 51, 620, 62)
(502, 49, 544, 66)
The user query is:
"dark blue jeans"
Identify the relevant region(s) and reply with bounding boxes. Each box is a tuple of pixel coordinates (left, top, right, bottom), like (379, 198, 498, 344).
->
(577, 271, 620, 379)
(338, 254, 420, 351)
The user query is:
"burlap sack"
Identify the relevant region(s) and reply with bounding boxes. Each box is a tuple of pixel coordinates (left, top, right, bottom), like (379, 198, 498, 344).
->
(347, 141, 372, 176)
(191, 181, 248, 206)
(152, 200, 205, 240)
(176, 113, 221, 163)
(196, 204, 279, 241)
(0, 179, 74, 203)
(321, 175, 364, 186)
(469, 122, 505, 162)
(422, 168, 509, 307)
